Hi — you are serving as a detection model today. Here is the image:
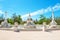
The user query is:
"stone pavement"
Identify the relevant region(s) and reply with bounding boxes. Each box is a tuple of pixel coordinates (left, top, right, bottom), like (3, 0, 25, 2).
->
(0, 30, 60, 40)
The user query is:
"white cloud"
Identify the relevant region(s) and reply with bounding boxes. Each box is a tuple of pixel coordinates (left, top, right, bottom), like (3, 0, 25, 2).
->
(21, 9, 44, 18)
(21, 3, 60, 18)
(53, 3, 60, 11)
(44, 7, 51, 13)
(0, 10, 4, 14)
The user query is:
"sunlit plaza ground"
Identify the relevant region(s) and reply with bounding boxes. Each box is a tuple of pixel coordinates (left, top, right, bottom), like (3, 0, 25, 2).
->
(0, 0, 60, 40)
(0, 30, 60, 40)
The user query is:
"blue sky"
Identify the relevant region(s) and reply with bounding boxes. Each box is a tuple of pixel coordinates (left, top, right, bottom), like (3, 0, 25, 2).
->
(0, 0, 60, 20)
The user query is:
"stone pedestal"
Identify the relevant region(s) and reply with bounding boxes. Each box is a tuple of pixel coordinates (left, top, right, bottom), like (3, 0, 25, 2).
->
(14, 22, 20, 32)
(50, 20, 57, 28)
(1, 20, 11, 28)
(42, 22, 46, 31)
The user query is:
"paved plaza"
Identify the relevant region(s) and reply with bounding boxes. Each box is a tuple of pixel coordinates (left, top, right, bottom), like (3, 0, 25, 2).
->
(0, 30, 60, 40)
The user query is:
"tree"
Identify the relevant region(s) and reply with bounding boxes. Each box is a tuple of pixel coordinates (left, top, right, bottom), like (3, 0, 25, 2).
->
(34, 19, 38, 24)
(15, 15, 22, 24)
(12, 13, 22, 24)
(55, 17, 60, 25)
(38, 15, 51, 24)
(38, 15, 47, 24)
(0, 14, 4, 24)
(7, 18, 14, 24)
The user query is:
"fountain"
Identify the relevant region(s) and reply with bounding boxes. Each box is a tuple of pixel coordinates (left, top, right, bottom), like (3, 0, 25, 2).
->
(49, 9, 57, 28)
(24, 14, 36, 29)
(0, 12, 11, 28)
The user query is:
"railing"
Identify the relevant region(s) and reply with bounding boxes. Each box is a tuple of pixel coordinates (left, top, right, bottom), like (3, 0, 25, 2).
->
(0, 25, 60, 31)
